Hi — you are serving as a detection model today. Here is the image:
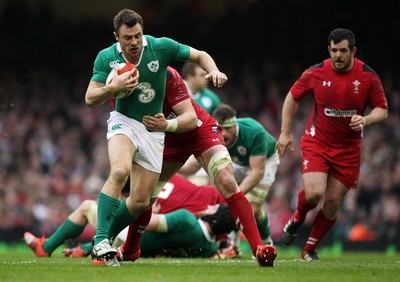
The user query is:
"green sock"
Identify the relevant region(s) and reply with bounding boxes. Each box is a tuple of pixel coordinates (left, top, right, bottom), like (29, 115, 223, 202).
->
(43, 219, 85, 254)
(80, 242, 94, 254)
(95, 192, 121, 245)
(256, 212, 271, 241)
(109, 199, 135, 240)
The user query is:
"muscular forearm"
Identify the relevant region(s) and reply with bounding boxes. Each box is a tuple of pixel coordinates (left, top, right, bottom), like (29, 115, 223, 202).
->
(281, 93, 299, 133)
(363, 107, 388, 127)
(173, 112, 197, 133)
(239, 171, 264, 195)
(192, 51, 219, 73)
(85, 83, 115, 107)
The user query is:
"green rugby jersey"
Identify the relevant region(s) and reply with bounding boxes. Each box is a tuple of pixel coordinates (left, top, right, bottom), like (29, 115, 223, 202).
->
(228, 118, 276, 166)
(140, 209, 218, 258)
(191, 88, 221, 114)
(91, 35, 190, 121)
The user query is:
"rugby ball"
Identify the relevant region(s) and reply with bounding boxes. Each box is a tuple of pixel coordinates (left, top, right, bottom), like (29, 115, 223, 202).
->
(106, 62, 138, 99)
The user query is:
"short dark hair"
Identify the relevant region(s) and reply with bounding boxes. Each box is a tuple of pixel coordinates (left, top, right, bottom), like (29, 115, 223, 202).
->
(328, 28, 356, 49)
(181, 63, 199, 79)
(113, 9, 143, 34)
(212, 103, 236, 125)
(201, 204, 237, 235)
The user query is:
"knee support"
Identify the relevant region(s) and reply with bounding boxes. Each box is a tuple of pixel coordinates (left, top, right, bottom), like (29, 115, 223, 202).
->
(207, 150, 232, 181)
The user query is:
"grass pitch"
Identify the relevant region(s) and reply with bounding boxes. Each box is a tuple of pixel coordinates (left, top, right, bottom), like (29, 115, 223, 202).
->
(0, 244, 399, 282)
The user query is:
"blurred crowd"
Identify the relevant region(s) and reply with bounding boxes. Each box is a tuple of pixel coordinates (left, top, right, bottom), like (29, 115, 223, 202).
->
(0, 0, 399, 248)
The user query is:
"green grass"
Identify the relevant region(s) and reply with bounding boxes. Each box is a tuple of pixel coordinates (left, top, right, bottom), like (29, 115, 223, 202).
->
(1, 245, 399, 282)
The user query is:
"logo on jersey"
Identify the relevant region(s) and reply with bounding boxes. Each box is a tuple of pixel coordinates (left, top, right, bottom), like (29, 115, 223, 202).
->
(353, 80, 361, 94)
(323, 81, 331, 87)
(111, 124, 122, 131)
(109, 60, 120, 69)
(147, 60, 159, 73)
(136, 82, 156, 103)
(324, 107, 357, 117)
(237, 146, 247, 156)
(303, 159, 309, 170)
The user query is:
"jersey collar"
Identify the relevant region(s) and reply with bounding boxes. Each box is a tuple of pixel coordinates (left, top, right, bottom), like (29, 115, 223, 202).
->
(198, 219, 215, 242)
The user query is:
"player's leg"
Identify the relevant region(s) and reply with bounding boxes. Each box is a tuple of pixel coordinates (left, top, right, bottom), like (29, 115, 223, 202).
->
(93, 134, 135, 261)
(24, 200, 97, 257)
(282, 138, 330, 246)
(282, 172, 327, 246)
(247, 185, 272, 244)
(301, 175, 348, 261)
(116, 160, 184, 260)
(197, 145, 276, 266)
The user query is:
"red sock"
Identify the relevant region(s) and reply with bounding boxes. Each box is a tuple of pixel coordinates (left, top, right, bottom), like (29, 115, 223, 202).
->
(305, 210, 336, 251)
(225, 191, 262, 255)
(122, 207, 152, 254)
(293, 188, 318, 223)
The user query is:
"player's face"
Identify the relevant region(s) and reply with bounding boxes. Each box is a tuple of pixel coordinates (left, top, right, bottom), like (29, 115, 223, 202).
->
(221, 125, 237, 147)
(328, 39, 356, 72)
(115, 23, 144, 63)
(192, 67, 208, 91)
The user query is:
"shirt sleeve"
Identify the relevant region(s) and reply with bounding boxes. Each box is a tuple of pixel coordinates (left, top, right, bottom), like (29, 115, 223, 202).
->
(166, 67, 191, 108)
(162, 37, 191, 63)
(290, 69, 315, 100)
(368, 73, 388, 109)
(91, 51, 109, 84)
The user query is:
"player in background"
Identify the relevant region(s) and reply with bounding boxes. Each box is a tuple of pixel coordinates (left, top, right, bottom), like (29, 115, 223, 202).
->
(181, 62, 221, 114)
(276, 28, 388, 261)
(182, 104, 279, 245)
(120, 66, 277, 267)
(213, 104, 279, 245)
(85, 8, 227, 266)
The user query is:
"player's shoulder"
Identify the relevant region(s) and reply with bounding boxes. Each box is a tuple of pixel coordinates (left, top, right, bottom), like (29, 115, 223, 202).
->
(145, 35, 177, 48)
(355, 58, 380, 78)
(237, 117, 264, 131)
(166, 66, 180, 80)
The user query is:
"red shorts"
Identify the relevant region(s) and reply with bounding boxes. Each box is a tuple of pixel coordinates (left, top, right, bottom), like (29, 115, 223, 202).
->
(163, 117, 224, 163)
(300, 135, 361, 189)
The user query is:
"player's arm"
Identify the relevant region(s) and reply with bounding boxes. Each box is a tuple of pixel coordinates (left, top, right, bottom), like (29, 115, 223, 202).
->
(238, 155, 266, 194)
(350, 107, 388, 132)
(276, 92, 299, 157)
(142, 99, 197, 133)
(187, 47, 228, 87)
(85, 69, 137, 107)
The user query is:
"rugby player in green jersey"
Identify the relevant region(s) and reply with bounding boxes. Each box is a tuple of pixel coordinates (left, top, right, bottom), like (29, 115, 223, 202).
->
(213, 104, 279, 245)
(84, 8, 227, 266)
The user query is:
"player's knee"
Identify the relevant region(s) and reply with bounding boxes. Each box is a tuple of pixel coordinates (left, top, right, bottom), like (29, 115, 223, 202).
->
(207, 150, 232, 181)
(110, 166, 130, 184)
(79, 199, 97, 216)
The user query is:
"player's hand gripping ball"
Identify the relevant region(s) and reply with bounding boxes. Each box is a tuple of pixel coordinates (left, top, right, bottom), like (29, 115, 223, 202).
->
(106, 62, 138, 99)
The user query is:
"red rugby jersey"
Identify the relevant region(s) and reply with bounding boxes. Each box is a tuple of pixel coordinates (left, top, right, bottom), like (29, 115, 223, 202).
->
(156, 174, 225, 215)
(163, 66, 211, 146)
(290, 58, 388, 146)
